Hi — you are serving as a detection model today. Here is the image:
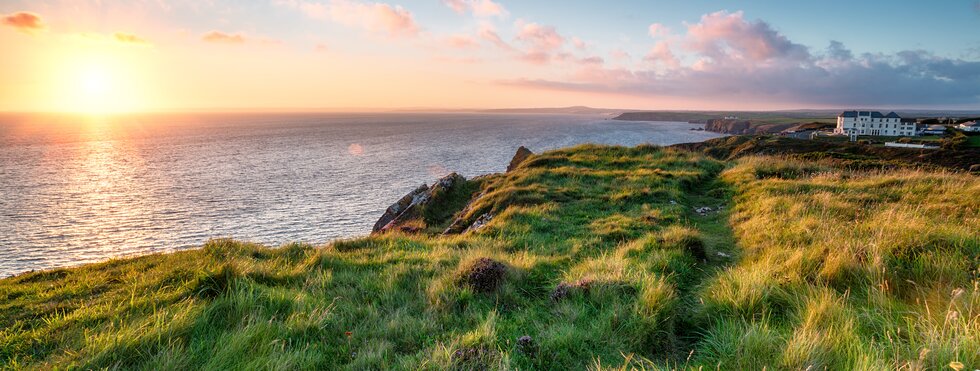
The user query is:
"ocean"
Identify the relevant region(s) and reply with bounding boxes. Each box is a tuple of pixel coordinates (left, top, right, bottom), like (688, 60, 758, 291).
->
(0, 112, 724, 276)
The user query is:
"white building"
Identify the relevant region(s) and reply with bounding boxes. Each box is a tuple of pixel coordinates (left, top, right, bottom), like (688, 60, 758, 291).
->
(957, 121, 980, 132)
(834, 111, 916, 136)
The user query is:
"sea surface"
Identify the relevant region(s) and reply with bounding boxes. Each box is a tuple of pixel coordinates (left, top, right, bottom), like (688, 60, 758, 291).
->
(0, 112, 724, 277)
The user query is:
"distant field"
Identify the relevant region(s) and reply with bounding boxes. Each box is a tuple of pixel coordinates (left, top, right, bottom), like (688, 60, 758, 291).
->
(967, 135, 980, 148)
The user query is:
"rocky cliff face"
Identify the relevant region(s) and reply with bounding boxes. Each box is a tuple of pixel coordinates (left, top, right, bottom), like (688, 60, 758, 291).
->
(372, 173, 470, 234)
(373, 146, 535, 235)
(703, 119, 800, 134)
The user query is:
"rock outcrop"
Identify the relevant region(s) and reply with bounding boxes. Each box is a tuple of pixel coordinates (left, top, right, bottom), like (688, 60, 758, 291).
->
(507, 146, 534, 172)
(375, 146, 535, 236)
(372, 173, 468, 234)
(372, 184, 429, 232)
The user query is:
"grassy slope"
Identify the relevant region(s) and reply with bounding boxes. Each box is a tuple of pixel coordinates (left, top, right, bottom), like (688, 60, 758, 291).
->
(1, 145, 977, 370)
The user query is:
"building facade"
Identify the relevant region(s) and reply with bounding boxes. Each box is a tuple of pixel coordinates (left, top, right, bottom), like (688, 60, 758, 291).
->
(957, 121, 979, 132)
(834, 111, 916, 136)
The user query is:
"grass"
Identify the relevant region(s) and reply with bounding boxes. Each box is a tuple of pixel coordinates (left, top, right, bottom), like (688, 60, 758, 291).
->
(0, 144, 977, 369)
(966, 135, 980, 148)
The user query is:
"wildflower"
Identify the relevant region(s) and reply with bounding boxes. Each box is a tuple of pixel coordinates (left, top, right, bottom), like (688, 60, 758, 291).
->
(345, 331, 352, 337)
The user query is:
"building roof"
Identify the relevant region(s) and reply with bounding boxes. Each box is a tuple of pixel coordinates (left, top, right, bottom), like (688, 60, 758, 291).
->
(838, 110, 899, 119)
(959, 121, 978, 127)
(925, 124, 946, 130)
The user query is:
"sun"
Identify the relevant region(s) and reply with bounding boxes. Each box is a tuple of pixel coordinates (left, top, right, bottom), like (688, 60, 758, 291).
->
(72, 62, 119, 113)
(50, 52, 147, 114)
(80, 66, 111, 97)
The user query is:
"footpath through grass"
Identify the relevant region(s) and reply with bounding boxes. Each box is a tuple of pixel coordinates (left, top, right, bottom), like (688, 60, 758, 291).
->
(0, 144, 977, 369)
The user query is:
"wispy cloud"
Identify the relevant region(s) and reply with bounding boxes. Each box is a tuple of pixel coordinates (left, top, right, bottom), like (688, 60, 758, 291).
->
(113, 32, 150, 45)
(2, 11, 45, 34)
(515, 21, 566, 64)
(201, 31, 247, 44)
(443, 0, 507, 18)
(446, 34, 479, 49)
(648, 23, 669, 38)
(281, 0, 420, 38)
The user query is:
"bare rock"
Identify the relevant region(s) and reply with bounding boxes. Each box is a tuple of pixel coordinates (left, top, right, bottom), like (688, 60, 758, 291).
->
(372, 172, 468, 234)
(372, 184, 428, 232)
(464, 213, 494, 233)
(507, 146, 534, 172)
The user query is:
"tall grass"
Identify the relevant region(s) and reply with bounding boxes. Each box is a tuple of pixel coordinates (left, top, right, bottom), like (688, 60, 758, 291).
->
(695, 157, 980, 369)
(0, 146, 975, 369)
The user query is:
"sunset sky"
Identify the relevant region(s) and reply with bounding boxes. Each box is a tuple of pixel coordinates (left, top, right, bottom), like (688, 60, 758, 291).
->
(2, 0, 980, 112)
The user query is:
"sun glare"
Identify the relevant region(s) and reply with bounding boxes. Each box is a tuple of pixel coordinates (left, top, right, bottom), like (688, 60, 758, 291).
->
(81, 67, 111, 97)
(50, 52, 147, 114)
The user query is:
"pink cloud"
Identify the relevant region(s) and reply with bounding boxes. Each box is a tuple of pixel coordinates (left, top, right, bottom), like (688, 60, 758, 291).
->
(503, 10, 980, 107)
(470, 0, 507, 17)
(446, 34, 478, 49)
(443, 0, 507, 17)
(685, 10, 808, 64)
(514, 22, 567, 65)
(572, 37, 587, 50)
(2, 11, 45, 34)
(202, 31, 246, 44)
(327, 0, 420, 38)
(610, 49, 631, 62)
(478, 23, 513, 51)
(443, 0, 467, 13)
(578, 56, 604, 66)
(648, 23, 669, 38)
(516, 22, 564, 51)
(644, 41, 680, 68)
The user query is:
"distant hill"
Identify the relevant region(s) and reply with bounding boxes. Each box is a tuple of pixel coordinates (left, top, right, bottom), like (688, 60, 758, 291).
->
(477, 106, 624, 115)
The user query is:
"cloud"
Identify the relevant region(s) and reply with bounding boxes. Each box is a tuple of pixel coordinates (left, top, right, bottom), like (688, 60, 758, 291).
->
(513, 21, 566, 64)
(446, 34, 478, 49)
(443, 0, 507, 17)
(478, 23, 513, 51)
(202, 31, 246, 44)
(685, 10, 809, 64)
(2, 11, 45, 34)
(278, 0, 420, 37)
(825, 40, 852, 60)
(571, 37, 587, 50)
(315, 43, 329, 52)
(504, 10, 980, 107)
(648, 23, 669, 38)
(280, 0, 330, 19)
(644, 41, 680, 68)
(610, 49, 631, 62)
(578, 56, 604, 66)
(325, 0, 419, 38)
(113, 32, 150, 45)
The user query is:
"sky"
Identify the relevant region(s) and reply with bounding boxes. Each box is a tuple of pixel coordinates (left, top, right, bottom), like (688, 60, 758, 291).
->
(1, 0, 980, 112)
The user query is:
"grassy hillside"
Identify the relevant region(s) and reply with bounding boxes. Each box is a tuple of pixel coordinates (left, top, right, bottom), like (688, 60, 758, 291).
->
(1, 144, 977, 369)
